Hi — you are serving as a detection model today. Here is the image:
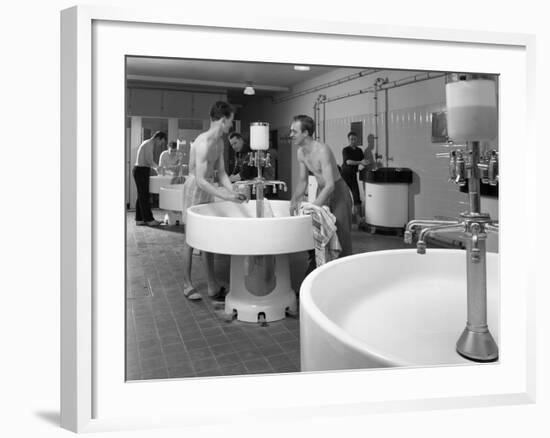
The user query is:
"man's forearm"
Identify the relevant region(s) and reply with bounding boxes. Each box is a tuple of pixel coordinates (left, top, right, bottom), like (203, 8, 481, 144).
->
(196, 177, 227, 199)
(291, 182, 306, 203)
(218, 172, 234, 192)
(314, 184, 334, 207)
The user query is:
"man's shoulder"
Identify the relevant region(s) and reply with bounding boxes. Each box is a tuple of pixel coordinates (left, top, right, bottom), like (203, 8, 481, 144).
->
(192, 133, 209, 148)
(316, 141, 332, 153)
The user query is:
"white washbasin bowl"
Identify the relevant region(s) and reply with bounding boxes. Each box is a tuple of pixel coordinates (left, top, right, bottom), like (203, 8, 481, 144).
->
(159, 183, 185, 211)
(186, 200, 314, 255)
(149, 175, 176, 194)
(300, 249, 499, 371)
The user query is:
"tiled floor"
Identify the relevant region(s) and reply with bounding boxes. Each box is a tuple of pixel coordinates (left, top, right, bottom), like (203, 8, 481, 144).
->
(126, 208, 414, 381)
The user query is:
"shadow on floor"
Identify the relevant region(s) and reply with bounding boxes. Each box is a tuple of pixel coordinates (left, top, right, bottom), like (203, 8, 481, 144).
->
(34, 411, 60, 427)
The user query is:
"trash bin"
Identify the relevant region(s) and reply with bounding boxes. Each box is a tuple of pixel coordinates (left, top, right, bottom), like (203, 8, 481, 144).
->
(360, 167, 413, 230)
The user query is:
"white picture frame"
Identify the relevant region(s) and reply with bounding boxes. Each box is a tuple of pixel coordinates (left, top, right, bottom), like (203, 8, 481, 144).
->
(60, 5, 536, 433)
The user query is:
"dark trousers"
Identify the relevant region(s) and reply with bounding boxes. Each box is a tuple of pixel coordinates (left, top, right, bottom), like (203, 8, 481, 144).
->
(342, 171, 361, 205)
(132, 166, 155, 222)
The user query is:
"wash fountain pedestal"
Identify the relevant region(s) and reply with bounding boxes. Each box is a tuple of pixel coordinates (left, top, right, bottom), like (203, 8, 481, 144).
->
(185, 200, 314, 322)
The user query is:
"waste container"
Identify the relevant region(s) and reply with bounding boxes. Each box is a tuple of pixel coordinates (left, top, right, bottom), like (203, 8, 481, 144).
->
(360, 167, 413, 230)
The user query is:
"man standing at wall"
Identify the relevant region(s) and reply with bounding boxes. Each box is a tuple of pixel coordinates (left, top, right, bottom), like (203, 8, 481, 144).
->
(133, 131, 167, 226)
(341, 131, 368, 225)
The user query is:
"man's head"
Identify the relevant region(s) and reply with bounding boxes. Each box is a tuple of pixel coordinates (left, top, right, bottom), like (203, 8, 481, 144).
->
(290, 115, 315, 146)
(229, 132, 244, 153)
(347, 132, 358, 147)
(210, 101, 235, 134)
(168, 141, 178, 151)
(151, 131, 167, 148)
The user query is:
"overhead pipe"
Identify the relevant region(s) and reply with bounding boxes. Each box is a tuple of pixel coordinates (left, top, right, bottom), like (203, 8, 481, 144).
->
(274, 69, 380, 104)
(313, 71, 446, 163)
(322, 71, 446, 104)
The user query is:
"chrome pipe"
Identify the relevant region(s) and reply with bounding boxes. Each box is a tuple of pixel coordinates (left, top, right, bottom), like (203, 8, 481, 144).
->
(456, 233, 499, 362)
(374, 82, 379, 159)
(405, 219, 460, 234)
(384, 88, 389, 167)
(416, 223, 465, 254)
(468, 142, 481, 213)
(418, 223, 465, 243)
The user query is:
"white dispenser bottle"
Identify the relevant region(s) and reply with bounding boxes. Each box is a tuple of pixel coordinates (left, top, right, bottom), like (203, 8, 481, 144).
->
(250, 122, 269, 150)
(445, 73, 497, 142)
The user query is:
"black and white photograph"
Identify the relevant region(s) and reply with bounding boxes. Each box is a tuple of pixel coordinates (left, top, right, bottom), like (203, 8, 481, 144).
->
(2, 0, 541, 435)
(124, 57, 500, 380)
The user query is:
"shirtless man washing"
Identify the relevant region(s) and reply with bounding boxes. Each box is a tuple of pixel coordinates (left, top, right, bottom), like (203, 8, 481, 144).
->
(289, 115, 353, 272)
(181, 101, 246, 301)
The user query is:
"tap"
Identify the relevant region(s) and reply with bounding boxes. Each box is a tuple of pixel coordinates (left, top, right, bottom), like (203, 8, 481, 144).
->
(468, 223, 483, 263)
(235, 151, 288, 217)
(488, 150, 498, 186)
(263, 180, 287, 193)
(454, 150, 466, 186)
(416, 223, 466, 254)
(485, 222, 499, 234)
(404, 219, 460, 244)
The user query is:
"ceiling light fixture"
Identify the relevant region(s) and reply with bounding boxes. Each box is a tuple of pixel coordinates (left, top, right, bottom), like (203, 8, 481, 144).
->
(294, 65, 310, 71)
(243, 82, 255, 95)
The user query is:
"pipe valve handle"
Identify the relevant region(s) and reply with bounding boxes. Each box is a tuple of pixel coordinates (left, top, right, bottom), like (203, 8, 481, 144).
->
(416, 241, 427, 254)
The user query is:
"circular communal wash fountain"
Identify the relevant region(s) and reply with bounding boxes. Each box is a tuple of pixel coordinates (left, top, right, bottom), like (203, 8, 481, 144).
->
(185, 200, 314, 323)
(299, 249, 499, 371)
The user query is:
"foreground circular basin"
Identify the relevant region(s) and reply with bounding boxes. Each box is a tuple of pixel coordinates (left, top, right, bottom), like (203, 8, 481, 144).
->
(186, 200, 314, 255)
(300, 249, 499, 371)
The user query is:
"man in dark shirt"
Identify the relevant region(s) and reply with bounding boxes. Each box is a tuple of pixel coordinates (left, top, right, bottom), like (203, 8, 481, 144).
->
(341, 131, 367, 224)
(228, 132, 256, 182)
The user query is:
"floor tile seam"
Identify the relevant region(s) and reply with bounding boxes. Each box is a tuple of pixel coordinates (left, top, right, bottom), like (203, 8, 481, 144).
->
(162, 289, 205, 376)
(149, 304, 175, 374)
(268, 336, 301, 363)
(242, 358, 277, 374)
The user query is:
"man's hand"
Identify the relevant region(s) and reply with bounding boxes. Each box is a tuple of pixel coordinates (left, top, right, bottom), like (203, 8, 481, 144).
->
(289, 200, 299, 216)
(227, 192, 247, 203)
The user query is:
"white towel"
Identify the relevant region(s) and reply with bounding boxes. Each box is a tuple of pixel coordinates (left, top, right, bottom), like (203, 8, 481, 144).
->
(299, 202, 342, 266)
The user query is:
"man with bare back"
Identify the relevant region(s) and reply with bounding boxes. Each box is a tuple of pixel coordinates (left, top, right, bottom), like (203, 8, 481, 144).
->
(181, 101, 246, 301)
(289, 115, 353, 268)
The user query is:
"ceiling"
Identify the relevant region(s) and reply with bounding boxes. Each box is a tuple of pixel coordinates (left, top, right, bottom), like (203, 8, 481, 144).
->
(126, 56, 339, 99)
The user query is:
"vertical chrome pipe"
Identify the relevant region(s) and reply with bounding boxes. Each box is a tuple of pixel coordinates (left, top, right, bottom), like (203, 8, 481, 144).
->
(255, 151, 264, 218)
(384, 88, 389, 167)
(468, 141, 481, 213)
(374, 84, 379, 159)
(322, 100, 326, 143)
(313, 101, 319, 141)
(456, 232, 498, 361)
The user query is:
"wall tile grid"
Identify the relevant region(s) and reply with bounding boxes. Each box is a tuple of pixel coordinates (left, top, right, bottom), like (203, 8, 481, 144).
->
(326, 103, 468, 221)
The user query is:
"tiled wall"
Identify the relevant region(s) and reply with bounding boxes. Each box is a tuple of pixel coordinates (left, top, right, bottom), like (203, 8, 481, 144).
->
(324, 104, 468, 220)
(240, 68, 499, 224)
